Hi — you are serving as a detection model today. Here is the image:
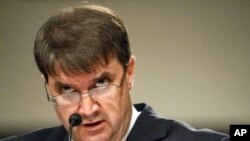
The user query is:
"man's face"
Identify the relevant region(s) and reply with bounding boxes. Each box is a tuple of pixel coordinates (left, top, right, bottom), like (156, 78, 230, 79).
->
(46, 57, 135, 141)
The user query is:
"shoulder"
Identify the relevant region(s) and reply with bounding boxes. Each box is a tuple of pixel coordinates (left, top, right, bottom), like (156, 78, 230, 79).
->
(131, 103, 229, 141)
(169, 120, 229, 141)
(0, 125, 67, 141)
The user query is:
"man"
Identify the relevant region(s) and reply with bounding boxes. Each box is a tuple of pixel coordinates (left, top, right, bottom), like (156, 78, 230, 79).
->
(1, 4, 229, 141)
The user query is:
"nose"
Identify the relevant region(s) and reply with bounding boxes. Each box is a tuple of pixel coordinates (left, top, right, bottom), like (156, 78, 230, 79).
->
(78, 94, 99, 117)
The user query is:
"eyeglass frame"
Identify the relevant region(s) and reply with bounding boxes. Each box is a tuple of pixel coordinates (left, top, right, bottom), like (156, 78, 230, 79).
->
(44, 66, 127, 108)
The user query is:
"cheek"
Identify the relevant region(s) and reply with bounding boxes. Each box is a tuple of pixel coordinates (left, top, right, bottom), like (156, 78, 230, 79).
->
(100, 101, 121, 121)
(101, 91, 131, 128)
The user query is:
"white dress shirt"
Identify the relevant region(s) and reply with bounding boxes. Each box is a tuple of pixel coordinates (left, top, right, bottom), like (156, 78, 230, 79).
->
(121, 105, 141, 141)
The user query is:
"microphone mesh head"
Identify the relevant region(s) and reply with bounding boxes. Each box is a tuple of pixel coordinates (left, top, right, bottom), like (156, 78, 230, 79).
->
(69, 113, 82, 127)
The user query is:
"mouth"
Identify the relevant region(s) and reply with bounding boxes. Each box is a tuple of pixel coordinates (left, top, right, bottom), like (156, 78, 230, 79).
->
(84, 120, 103, 127)
(80, 120, 105, 132)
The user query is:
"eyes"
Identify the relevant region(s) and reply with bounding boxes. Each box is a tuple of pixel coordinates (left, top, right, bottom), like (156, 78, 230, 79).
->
(59, 77, 111, 94)
(60, 86, 74, 94)
(95, 77, 110, 87)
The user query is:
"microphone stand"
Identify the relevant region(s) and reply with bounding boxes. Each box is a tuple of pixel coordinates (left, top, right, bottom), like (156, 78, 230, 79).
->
(68, 113, 82, 141)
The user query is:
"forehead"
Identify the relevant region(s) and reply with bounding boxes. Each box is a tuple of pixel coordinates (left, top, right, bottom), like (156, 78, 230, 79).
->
(48, 58, 122, 84)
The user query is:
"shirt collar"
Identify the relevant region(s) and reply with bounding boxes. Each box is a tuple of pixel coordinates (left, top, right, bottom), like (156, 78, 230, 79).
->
(121, 105, 141, 141)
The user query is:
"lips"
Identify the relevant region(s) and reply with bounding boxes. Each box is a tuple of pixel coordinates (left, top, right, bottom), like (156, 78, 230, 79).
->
(84, 120, 103, 127)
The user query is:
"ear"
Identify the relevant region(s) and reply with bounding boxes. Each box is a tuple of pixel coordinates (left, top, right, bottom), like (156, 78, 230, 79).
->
(126, 56, 135, 90)
(41, 74, 46, 83)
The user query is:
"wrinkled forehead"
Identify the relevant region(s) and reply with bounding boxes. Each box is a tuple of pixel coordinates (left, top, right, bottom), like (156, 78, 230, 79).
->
(48, 57, 122, 82)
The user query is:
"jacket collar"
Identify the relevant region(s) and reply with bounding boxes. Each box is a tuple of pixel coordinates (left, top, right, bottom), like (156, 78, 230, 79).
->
(127, 103, 173, 141)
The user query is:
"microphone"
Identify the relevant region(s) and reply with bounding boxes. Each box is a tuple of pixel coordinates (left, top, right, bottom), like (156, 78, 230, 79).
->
(68, 113, 82, 141)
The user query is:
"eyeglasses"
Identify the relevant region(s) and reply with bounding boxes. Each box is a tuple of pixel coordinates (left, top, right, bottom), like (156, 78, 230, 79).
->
(44, 69, 126, 108)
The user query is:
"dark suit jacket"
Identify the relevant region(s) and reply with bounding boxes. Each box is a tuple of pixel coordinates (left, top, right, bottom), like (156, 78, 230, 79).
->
(1, 103, 229, 141)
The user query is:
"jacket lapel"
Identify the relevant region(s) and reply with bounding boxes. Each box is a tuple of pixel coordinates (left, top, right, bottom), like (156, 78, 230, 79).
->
(127, 103, 173, 141)
(45, 125, 68, 141)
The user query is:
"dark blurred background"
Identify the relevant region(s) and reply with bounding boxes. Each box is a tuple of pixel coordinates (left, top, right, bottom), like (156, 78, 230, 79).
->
(1, 0, 250, 138)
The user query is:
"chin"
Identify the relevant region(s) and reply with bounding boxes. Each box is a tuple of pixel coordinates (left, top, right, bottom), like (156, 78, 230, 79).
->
(75, 133, 111, 141)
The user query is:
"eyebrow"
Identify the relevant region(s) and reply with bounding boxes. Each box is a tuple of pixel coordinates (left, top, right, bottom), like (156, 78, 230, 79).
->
(54, 81, 74, 93)
(92, 71, 115, 84)
(53, 70, 116, 91)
